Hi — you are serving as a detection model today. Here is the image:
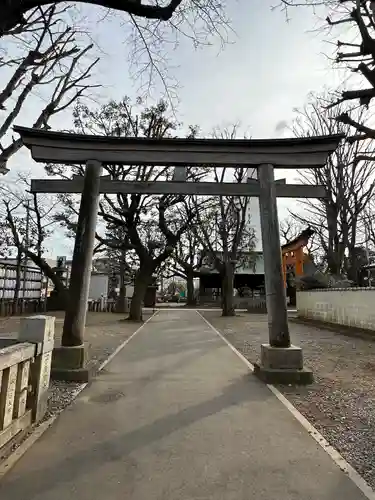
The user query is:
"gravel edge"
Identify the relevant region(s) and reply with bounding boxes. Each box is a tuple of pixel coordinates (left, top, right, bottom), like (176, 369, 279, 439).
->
(201, 311, 375, 491)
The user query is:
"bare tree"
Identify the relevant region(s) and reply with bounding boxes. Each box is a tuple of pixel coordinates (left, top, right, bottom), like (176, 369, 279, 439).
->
(321, 0, 375, 140)
(52, 97, 205, 322)
(193, 168, 256, 317)
(0, 206, 24, 313)
(2, 1, 229, 102)
(280, 217, 304, 245)
(0, 5, 99, 172)
(95, 225, 138, 313)
(0, 175, 69, 305)
(164, 219, 202, 306)
(361, 200, 375, 262)
(275, 1, 375, 143)
(0, 211, 15, 258)
(290, 92, 375, 281)
(96, 197, 201, 321)
(1, 0, 229, 40)
(276, 0, 332, 13)
(279, 216, 319, 252)
(187, 126, 257, 316)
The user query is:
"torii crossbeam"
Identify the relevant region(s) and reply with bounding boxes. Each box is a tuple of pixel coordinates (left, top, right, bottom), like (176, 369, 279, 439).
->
(30, 178, 326, 198)
(14, 125, 344, 384)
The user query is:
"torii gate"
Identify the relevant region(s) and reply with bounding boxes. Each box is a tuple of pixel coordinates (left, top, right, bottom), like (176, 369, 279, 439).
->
(14, 125, 343, 384)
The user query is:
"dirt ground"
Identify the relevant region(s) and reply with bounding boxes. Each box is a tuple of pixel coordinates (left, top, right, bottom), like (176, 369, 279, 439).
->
(202, 311, 375, 488)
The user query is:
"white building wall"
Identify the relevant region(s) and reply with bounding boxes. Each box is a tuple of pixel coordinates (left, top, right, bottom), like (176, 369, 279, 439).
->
(297, 289, 375, 331)
(89, 274, 109, 299)
(88, 273, 135, 300)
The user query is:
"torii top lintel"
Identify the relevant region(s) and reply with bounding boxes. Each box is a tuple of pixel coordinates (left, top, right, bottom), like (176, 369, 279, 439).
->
(14, 126, 344, 168)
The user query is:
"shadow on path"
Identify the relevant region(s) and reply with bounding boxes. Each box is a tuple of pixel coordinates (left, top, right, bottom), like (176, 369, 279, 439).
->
(0, 375, 261, 497)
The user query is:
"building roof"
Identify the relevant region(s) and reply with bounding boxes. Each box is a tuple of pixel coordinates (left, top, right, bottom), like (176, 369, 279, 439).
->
(14, 125, 344, 148)
(281, 228, 315, 252)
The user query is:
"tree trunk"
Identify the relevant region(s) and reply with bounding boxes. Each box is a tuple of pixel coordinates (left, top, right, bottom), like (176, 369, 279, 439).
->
(326, 203, 341, 275)
(116, 284, 127, 313)
(346, 246, 367, 286)
(12, 249, 22, 315)
(26, 249, 68, 303)
(116, 258, 127, 313)
(62, 159, 102, 347)
(186, 271, 196, 306)
(128, 266, 153, 322)
(221, 263, 235, 317)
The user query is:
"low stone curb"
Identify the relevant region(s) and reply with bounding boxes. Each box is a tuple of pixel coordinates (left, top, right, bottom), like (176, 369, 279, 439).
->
(290, 316, 375, 342)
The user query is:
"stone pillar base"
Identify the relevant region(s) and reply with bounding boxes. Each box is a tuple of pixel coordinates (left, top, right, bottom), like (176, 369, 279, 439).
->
(253, 343, 313, 385)
(51, 345, 91, 382)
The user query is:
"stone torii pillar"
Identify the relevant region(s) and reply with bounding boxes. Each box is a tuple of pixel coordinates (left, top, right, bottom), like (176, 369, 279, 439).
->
(52, 160, 102, 381)
(255, 164, 312, 384)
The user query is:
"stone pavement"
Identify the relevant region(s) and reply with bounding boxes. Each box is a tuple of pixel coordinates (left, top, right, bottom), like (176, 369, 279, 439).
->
(0, 310, 370, 499)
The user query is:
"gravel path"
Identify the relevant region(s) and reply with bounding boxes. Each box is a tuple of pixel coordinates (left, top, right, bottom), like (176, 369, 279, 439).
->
(202, 311, 375, 489)
(0, 311, 153, 463)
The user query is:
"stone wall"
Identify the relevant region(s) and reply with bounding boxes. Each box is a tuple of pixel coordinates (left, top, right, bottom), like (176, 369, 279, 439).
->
(297, 288, 375, 331)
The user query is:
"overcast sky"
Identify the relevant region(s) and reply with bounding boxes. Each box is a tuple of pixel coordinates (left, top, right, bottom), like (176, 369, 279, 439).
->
(1, 0, 347, 259)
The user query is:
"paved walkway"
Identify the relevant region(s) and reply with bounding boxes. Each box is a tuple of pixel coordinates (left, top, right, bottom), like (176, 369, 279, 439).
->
(0, 310, 370, 499)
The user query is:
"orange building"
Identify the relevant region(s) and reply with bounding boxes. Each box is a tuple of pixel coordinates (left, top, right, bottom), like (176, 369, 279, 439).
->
(281, 228, 314, 293)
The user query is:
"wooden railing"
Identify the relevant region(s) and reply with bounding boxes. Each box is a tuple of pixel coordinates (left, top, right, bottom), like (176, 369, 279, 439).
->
(0, 316, 54, 453)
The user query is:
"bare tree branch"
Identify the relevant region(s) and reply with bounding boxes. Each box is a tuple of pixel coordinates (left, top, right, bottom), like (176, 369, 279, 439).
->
(2, 1, 230, 105)
(51, 97, 205, 319)
(0, 5, 99, 171)
(1, 0, 186, 36)
(291, 91, 375, 281)
(1, 174, 69, 299)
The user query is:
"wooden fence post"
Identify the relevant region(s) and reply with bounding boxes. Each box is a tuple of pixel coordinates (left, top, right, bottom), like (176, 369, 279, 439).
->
(0, 363, 18, 429)
(0, 342, 35, 449)
(19, 315, 55, 421)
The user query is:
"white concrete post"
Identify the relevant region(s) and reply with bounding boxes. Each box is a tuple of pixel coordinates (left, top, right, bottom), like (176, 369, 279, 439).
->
(19, 315, 55, 421)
